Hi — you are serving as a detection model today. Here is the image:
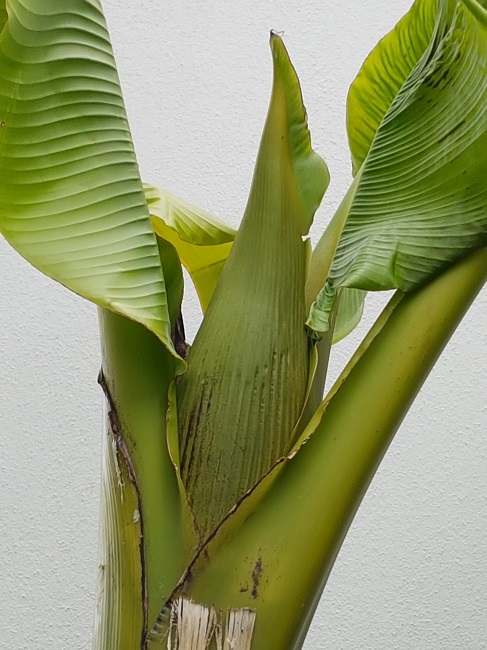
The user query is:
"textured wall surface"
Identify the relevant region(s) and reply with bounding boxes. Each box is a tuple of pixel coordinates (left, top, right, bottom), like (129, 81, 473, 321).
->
(1, 1, 486, 648)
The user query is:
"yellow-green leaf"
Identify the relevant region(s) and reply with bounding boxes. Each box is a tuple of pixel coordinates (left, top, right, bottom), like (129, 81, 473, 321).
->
(145, 183, 235, 312)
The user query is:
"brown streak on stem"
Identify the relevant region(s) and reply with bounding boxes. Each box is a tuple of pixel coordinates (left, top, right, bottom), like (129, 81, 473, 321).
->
(98, 369, 149, 650)
(251, 558, 263, 600)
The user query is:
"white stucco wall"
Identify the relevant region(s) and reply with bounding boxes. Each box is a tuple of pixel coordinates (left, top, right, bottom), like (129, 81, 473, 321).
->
(1, 1, 486, 648)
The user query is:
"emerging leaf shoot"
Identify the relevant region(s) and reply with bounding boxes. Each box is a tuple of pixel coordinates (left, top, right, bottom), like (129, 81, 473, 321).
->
(176, 34, 329, 538)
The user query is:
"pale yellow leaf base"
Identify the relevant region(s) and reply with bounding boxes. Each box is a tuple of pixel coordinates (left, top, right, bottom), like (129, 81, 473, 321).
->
(167, 598, 256, 650)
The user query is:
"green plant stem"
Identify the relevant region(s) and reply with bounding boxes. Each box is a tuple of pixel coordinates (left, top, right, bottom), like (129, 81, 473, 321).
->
(94, 310, 194, 648)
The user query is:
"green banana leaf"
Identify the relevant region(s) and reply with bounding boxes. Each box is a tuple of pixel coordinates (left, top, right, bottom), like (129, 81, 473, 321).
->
(347, 0, 437, 175)
(145, 183, 235, 312)
(0, 2, 197, 641)
(270, 34, 330, 236)
(0, 0, 179, 360)
(145, 184, 236, 245)
(308, 0, 487, 333)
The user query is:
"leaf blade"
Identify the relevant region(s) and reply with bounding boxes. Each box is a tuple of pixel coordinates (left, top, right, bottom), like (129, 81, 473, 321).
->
(347, 0, 437, 174)
(0, 0, 177, 357)
(311, 0, 487, 332)
(146, 183, 235, 312)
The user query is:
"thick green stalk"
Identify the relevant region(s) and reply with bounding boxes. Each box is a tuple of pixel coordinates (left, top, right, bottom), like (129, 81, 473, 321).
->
(168, 247, 487, 649)
(94, 310, 194, 648)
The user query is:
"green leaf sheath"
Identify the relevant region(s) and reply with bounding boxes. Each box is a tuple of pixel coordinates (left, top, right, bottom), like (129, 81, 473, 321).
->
(309, 0, 487, 333)
(97, 312, 194, 644)
(173, 247, 487, 650)
(0, 1, 178, 358)
(176, 35, 328, 540)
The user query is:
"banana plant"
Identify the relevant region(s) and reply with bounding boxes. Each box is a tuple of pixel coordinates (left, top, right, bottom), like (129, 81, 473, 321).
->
(1, 0, 486, 648)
